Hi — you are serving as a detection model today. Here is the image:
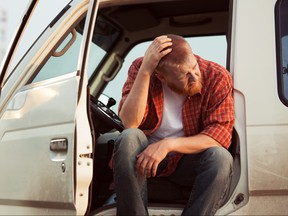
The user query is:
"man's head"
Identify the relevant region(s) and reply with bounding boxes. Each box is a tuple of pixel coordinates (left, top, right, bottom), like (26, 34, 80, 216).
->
(155, 34, 202, 96)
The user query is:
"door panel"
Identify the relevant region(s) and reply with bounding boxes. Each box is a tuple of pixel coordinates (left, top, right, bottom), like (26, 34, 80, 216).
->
(0, 0, 96, 214)
(0, 74, 79, 214)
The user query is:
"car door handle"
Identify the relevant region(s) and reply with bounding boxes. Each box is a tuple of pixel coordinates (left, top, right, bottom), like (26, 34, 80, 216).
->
(50, 138, 68, 152)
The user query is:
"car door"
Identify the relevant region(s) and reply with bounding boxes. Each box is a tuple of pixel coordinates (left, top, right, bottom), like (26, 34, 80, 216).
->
(0, 0, 98, 214)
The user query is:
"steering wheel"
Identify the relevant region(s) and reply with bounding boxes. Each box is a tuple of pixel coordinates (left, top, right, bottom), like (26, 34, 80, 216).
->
(90, 96, 124, 133)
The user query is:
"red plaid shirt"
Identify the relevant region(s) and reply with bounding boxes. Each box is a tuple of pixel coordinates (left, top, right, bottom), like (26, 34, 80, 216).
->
(119, 55, 234, 176)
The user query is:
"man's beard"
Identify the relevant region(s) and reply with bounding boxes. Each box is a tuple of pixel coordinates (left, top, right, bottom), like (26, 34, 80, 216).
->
(167, 77, 202, 96)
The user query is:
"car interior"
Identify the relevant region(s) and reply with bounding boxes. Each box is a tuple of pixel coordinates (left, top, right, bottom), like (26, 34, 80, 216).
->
(45, 0, 240, 213)
(83, 0, 241, 214)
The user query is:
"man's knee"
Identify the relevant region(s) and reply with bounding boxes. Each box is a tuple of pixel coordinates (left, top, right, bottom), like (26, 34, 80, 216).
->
(117, 128, 146, 142)
(114, 128, 149, 157)
(206, 147, 233, 164)
(202, 147, 233, 179)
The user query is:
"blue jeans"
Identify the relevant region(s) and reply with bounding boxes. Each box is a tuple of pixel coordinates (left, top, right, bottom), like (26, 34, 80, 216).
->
(113, 128, 233, 216)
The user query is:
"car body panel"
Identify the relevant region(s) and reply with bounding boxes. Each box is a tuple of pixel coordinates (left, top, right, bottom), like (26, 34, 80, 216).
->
(229, 0, 288, 214)
(0, 73, 78, 214)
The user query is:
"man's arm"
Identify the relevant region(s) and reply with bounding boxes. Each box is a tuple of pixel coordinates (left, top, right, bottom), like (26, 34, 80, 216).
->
(136, 133, 220, 177)
(119, 36, 172, 128)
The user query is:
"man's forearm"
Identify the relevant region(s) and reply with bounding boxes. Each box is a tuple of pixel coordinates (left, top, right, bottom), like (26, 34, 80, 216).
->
(119, 35, 173, 128)
(165, 133, 222, 154)
(119, 71, 151, 128)
(136, 133, 222, 177)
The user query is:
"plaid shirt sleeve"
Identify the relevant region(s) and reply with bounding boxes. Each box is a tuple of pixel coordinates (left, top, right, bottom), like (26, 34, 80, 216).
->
(200, 66, 234, 149)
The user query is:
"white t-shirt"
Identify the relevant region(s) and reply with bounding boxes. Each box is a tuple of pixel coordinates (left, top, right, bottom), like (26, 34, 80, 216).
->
(148, 82, 186, 144)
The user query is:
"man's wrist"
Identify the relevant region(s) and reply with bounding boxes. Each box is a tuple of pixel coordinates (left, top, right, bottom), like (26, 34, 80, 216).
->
(138, 68, 153, 79)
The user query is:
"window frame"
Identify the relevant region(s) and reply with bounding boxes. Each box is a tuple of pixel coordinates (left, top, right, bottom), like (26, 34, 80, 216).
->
(275, 0, 288, 106)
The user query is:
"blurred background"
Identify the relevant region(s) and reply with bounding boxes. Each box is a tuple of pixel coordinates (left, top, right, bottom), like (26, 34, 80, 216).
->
(0, 0, 69, 68)
(0, 0, 30, 65)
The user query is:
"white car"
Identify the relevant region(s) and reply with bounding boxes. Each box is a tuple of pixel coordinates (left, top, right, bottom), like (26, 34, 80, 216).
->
(0, 0, 287, 215)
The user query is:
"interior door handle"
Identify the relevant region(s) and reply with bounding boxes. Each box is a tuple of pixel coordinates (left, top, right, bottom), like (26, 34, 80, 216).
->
(52, 29, 77, 57)
(102, 54, 123, 81)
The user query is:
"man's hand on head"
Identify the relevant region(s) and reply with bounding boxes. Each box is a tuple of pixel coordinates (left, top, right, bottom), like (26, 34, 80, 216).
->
(139, 35, 172, 76)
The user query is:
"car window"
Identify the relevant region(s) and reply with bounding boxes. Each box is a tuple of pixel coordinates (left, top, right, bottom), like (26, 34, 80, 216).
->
(31, 15, 120, 83)
(103, 35, 227, 113)
(31, 29, 103, 83)
(275, 0, 288, 106)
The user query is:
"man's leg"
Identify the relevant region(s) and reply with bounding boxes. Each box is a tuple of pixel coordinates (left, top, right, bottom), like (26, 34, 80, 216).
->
(169, 147, 233, 216)
(113, 128, 149, 216)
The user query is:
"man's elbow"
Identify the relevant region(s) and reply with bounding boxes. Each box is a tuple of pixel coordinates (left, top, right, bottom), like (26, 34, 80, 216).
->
(119, 114, 141, 129)
(122, 120, 140, 129)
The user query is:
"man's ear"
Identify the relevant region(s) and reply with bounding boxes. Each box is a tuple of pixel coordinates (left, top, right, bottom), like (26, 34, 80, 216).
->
(155, 71, 165, 81)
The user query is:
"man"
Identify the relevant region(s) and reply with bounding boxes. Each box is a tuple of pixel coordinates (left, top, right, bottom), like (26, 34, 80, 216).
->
(113, 34, 234, 215)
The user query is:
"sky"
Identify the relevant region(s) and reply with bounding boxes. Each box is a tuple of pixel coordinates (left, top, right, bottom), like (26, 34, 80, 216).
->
(0, 0, 69, 68)
(0, 0, 30, 65)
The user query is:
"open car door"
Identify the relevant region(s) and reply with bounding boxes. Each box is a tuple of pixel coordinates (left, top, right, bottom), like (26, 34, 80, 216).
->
(0, 0, 98, 214)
